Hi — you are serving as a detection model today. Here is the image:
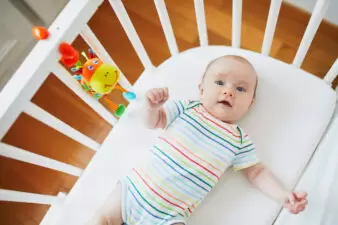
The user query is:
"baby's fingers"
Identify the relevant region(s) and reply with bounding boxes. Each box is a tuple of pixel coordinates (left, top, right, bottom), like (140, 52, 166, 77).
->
(163, 87, 169, 101)
(154, 88, 168, 103)
(294, 203, 306, 214)
(147, 91, 158, 103)
(294, 192, 307, 201)
(301, 199, 308, 205)
(287, 199, 308, 214)
(157, 89, 165, 102)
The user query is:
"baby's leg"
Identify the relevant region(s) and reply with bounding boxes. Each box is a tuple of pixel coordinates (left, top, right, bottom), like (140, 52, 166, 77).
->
(86, 183, 123, 225)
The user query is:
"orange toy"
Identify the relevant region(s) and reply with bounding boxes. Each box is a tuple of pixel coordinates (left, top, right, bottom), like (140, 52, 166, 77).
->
(32, 26, 49, 40)
(82, 58, 103, 82)
(58, 42, 80, 67)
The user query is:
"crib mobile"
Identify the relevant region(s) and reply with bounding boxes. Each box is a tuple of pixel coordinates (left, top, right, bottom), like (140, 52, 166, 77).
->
(58, 42, 136, 117)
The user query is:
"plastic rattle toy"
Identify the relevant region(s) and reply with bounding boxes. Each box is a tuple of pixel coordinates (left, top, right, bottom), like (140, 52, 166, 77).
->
(58, 43, 136, 117)
(32, 26, 49, 40)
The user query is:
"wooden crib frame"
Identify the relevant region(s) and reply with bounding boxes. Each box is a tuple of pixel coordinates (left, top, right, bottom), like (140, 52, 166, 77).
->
(0, 0, 337, 224)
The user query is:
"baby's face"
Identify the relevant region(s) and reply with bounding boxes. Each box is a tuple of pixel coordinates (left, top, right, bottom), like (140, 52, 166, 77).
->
(199, 57, 257, 123)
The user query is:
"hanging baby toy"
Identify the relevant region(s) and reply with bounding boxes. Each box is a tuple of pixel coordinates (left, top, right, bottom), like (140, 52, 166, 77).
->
(58, 42, 136, 117)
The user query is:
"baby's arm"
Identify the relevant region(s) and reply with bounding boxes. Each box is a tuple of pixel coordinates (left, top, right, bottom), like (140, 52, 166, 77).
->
(242, 164, 308, 214)
(145, 88, 169, 129)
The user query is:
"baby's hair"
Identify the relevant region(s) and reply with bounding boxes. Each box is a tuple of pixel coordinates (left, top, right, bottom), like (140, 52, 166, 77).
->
(202, 55, 258, 98)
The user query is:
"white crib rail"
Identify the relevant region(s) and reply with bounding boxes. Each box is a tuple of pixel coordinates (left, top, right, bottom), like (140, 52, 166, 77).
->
(232, 0, 243, 48)
(108, 0, 153, 70)
(262, 0, 282, 55)
(292, 0, 331, 67)
(0, 142, 83, 176)
(154, 0, 179, 55)
(194, 0, 208, 46)
(0, 189, 60, 204)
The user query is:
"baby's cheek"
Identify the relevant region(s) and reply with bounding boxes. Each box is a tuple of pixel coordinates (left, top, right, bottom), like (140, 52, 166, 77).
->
(235, 101, 250, 113)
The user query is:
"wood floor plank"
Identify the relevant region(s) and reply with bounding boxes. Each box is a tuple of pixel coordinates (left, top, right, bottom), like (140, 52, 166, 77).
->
(0, 201, 49, 225)
(0, 156, 77, 195)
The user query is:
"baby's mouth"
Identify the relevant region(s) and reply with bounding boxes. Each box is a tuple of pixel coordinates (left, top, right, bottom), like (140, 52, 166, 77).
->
(218, 100, 232, 107)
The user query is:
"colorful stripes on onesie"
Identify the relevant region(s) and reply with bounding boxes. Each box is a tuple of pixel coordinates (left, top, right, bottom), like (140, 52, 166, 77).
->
(121, 100, 260, 225)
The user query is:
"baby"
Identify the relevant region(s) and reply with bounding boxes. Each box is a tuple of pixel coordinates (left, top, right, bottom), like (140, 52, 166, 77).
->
(89, 55, 308, 225)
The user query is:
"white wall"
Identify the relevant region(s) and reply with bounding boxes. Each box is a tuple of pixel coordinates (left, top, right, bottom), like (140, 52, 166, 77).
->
(25, 0, 69, 25)
(285, 0, 338, 25)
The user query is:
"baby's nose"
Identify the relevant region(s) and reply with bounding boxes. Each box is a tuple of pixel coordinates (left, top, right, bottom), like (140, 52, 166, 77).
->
(223, 88, 235, 97)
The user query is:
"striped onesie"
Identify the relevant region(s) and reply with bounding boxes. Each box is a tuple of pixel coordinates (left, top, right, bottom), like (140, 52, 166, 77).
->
(121, 100, 260, 225)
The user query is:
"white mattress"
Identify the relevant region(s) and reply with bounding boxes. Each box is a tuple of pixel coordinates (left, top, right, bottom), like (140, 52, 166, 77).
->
(54, 46, 336, 225)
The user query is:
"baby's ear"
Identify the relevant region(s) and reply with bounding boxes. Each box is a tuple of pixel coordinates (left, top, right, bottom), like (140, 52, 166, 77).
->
(199, 83, 204, 94)
(250, 98, 255, 107)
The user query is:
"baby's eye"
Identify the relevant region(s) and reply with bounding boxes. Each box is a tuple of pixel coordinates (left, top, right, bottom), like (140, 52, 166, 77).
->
(236, 87, 246, 92)
(215, 80, 224, 86)
(93, 60, 99, 64)
(87, 65, 94, 70)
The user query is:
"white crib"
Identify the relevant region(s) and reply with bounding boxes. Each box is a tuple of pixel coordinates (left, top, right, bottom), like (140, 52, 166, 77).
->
(0, 0, 337, 224)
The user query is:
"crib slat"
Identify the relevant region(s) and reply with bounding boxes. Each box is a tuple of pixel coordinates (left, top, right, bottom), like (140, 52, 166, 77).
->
(0, 142, 83, 176)
(324, 59, 338, 86)
(154, 0, 179, 55)
(80, 25, 132, 89)
(23, 102, 100, 151)
(293, 0, 331, 67)
(194, 0, 208, 46)
(108, 0, 153, 70)
(232, 0, 242, 48)
(261, 0, 282, 55)
(53, 64, 117, 126)
(0, 189, 58, 204)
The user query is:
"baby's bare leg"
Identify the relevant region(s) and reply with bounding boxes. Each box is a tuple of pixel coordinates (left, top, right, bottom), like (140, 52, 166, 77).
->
(86, 183, 123, 225)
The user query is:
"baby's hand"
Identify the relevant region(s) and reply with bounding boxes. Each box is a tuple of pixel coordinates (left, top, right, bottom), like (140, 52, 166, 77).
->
(146, 88, 169, 109)
(283, 192, 308, 214)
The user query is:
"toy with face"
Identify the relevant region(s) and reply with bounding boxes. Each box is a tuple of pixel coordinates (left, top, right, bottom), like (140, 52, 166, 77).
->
(82, 58, 120, 94)
(59, 44, 136, 117)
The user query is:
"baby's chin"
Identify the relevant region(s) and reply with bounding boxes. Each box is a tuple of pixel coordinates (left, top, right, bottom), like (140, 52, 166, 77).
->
(214, 113, 236, 124)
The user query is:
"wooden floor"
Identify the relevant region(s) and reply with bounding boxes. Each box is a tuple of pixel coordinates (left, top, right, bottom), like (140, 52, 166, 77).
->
(1, 0, 337, 224)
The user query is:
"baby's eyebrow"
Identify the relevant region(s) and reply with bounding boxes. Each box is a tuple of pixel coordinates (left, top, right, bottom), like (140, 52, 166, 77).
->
(236, 80, 249, 85)
(215, 73, 227, 79)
